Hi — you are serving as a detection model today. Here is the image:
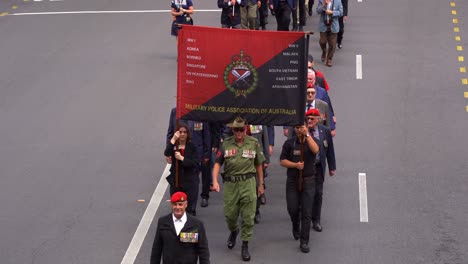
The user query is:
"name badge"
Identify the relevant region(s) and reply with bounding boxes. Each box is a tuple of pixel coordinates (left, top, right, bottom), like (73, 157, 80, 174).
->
(193, 122, 203, 131)
(180, 232, 199, 243)
(224, 149, 236, 157)
(293, 150, 301, 156)
(242, 150, 256, 158)
(249, 125, 262, 134)
(323, 140, 328, 148)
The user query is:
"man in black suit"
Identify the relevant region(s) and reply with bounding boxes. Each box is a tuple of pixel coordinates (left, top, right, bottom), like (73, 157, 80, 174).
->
(150, 192, 210, 264)
(269, 0, 297, 31)
(305, 109, 336, 232)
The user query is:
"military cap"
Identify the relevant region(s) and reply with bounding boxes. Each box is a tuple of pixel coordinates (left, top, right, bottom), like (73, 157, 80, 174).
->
(227, 116, 247, 128)
(305, 108, 320, 117)
(170, 192, 187, 203)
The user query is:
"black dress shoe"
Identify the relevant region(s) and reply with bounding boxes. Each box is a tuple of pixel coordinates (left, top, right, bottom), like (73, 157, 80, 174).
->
(338, 43, 343, 49)
(308, 9, 313, 16)
(227, 229, 239, 249)
(241, 241, 251, 261)
(292, 224, 300, 240)
(313, 222, 322, 232)
(254, 212, 261, 224)
(201, 198, 208, 207)
(300, 243, 310, 253)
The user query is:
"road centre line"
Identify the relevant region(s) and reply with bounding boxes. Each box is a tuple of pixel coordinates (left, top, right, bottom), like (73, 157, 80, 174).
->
(356, 55, 362, 79)
(358, 173, 369, 222)
(120, 164, 170, 264)
(11, 9, 221, 16)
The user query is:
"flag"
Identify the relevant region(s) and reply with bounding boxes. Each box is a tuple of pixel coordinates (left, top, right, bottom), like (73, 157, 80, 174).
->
(177, 25, 308, 125)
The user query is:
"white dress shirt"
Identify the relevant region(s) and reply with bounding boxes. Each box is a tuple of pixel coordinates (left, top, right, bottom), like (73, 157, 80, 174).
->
(173, 212, 187, 235)
(306, 100, 316, 112)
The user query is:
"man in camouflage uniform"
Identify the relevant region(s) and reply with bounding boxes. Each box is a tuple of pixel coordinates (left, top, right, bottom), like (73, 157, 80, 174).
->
(212, 116, 265, 262)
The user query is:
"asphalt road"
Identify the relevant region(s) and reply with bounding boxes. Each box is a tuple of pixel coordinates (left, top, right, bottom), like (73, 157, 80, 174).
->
(1, 0, 467, 263)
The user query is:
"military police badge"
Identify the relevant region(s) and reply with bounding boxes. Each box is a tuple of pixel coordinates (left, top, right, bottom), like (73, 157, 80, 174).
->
(223, 50, 258, 97)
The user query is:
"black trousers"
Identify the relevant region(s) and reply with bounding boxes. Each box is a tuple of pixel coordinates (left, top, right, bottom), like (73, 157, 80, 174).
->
(256, 173, 261, 215)
(286, 175, 316, 244)
(312, 163, 324, 222)
(200, 160, 211, 199)
(258, 0, 268, 27)
(308, 0, 314, 14)
(338, 16, 345, 44)
(274, 1, 292, 31)
(291, 0, 306, 26)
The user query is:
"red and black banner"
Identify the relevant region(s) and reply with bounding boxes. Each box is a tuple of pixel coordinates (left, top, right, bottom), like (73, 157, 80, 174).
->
(177, 25, 308, 126)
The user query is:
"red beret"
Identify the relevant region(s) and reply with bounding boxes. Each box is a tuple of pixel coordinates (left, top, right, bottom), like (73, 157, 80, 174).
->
(170, 192, 187, 203)
(305, 108, 320, 117)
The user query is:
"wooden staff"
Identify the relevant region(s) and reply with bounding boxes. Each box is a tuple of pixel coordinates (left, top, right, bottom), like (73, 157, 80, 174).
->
(298, 137, 304, 192)
(175, 120, 181, 189)
(175, 143, 180, 188)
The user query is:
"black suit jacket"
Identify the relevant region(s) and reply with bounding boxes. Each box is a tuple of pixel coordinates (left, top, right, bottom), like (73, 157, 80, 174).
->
(166, 107, 211, 161)
(164, 141, 200, 189)
(314, 124, 336, 183)
(218, 0, 241, 26)
(150, 213, 210, 264)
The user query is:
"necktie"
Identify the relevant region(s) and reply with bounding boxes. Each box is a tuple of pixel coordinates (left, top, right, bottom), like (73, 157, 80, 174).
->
(306, 103, 312, 111)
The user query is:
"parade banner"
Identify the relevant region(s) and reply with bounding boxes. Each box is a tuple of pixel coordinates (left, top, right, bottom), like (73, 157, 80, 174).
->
(176, 25, 308, 125)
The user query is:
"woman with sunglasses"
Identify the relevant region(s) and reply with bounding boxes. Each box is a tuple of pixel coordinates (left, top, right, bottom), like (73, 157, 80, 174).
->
(165, 123, 200, 216)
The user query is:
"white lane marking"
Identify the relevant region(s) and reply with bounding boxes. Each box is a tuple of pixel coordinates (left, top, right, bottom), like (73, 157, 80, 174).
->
(120, 164, 171, 264)
(358, 0, 363, 2)
(356, 54, 362, 79)
(12, 9, 221, 15)
(358, 173, 369, 222)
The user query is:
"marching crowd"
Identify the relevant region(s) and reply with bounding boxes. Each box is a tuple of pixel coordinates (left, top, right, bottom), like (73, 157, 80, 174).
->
(172, 0, 348, 66)
(151, 0, 347, 263)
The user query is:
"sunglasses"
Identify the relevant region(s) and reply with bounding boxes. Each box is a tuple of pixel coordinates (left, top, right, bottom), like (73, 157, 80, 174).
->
(307, 91, 316, 95)
(233, 127, 245, 132)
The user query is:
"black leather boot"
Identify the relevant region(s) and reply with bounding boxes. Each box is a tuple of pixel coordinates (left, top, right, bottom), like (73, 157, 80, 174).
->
(227, 229, 239, 249)
(241, 241, 251, 261)
(300, 242, 310, 253)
